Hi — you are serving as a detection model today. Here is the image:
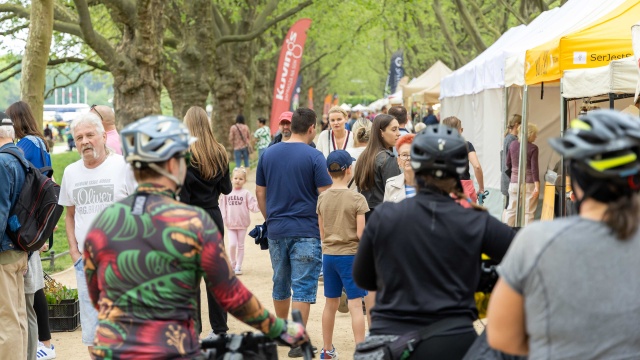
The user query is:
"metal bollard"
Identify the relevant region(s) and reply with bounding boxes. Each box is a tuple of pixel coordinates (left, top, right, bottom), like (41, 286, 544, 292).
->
(50, 250, 55, 269)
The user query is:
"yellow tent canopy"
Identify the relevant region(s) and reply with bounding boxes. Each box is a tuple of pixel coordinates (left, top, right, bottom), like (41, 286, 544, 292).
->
(525, 0, 640, 85)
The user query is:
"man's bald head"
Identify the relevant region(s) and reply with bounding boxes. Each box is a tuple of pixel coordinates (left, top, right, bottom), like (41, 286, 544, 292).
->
(91, 105, 116, 130)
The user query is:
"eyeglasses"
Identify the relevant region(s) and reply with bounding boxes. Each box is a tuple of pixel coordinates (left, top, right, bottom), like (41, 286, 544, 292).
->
(90, 104, 104, 122)
(177, 152, 192, 166)
(399, 154, 411, 160)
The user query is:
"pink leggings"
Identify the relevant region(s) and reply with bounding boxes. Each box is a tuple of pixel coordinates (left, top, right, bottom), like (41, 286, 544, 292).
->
(228, 228, 247, 270)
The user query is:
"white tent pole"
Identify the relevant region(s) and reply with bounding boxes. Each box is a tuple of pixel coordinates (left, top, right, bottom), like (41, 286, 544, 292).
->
(503, 87, 509, 209)
(559, 79, 567, 217)
(516, 85, 529, 227)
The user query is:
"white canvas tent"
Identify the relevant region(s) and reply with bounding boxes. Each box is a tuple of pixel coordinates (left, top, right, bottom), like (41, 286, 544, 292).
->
(402, 60, 452, 104)
(633, 22, 640, 103)
(439, 0, 632, 218)
(563, 58, 638, 99)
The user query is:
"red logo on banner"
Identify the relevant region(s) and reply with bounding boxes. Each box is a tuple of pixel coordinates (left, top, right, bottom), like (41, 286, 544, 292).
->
(269, 18, 312, 134)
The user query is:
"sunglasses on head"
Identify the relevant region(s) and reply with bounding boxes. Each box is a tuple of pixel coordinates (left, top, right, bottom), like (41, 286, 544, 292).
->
(90, 104, 104, 122)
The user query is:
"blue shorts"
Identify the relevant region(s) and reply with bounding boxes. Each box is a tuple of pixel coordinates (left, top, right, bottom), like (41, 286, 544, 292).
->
(268, 237, 322, 303)
(322, 254, 367, 299)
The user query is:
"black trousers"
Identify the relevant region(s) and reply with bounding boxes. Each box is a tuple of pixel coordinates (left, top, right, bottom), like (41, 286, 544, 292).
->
(197, 206, 229, 334)
(34, 288, 52, 341)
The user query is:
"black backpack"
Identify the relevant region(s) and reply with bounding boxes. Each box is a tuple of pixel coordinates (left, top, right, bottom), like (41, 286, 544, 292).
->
(1, 147, 63, 252)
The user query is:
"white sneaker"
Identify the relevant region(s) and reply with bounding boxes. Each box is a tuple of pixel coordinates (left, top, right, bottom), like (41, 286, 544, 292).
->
(36, 342, 56, 360)
(234, 269, 242, 275)
(204, 330, 218, 341)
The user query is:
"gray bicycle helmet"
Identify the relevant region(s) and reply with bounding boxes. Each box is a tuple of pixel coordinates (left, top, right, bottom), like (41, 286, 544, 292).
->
(121, 115, 196, 165)
(549, 109, 640, 182)
(411, 124, 469, 179)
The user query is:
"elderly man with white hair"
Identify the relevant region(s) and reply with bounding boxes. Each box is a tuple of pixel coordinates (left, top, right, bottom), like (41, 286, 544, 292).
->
(0, 112, 29, 360)
(57, 112, 136, 357)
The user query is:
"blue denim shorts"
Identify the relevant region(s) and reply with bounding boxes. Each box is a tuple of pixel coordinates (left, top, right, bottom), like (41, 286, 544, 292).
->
(268, 237, 322, 303)
(322, 255, 367, 299)
(74, 258, 99, 346)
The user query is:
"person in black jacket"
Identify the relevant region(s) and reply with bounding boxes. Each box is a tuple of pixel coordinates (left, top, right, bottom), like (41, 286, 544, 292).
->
(181, 106, 233, 337)
(353, 124, 516, 359)
(353, 114, 401, 220)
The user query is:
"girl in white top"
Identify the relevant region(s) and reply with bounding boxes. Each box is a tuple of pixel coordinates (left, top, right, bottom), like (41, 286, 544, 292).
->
(317, 106, 354, 158)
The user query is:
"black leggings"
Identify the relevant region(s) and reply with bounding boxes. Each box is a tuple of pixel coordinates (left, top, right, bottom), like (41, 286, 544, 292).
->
(34, 288, 52, 341)
(409, 331, 477, 359)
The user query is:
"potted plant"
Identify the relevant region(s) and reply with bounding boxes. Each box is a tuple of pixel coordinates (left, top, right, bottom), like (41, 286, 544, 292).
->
(44, 273, 80, 332)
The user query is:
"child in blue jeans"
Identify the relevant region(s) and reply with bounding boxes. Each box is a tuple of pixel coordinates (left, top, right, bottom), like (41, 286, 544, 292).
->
(316, 150, 371, 359)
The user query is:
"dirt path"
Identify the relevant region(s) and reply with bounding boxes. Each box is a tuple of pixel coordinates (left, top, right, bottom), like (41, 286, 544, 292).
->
(51, 169, 359, 359)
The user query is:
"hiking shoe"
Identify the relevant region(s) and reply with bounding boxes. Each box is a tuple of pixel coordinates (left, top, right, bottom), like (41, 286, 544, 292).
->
(320, 346, 338, 359)
(36, 343, 56, 360)
(288, 345, 318, 358)
(234, 269, 242, 275)
(338, 291, 348, 313)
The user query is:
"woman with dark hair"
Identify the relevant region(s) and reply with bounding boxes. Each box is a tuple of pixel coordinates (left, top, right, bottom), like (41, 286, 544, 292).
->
(353, 124, 515, 359)
(6, 100, 56, 360)
(353, 114, 401, 219)
(181, 106, 233, 338)
(253, 117, 271, 158)
(229, 114, 251, 168)
(488, 110, 640, 358)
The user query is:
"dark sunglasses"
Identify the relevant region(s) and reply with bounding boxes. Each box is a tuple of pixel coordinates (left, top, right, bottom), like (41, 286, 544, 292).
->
(90, 104, 104, 122)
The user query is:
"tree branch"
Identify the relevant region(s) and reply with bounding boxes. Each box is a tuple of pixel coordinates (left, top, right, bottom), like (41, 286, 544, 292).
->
(211, 3, 230, 37)
(0, 23, 29, 36)
(0, 69, 20, 83)
(0, 60, 21, 76)
(44, 68, 98, 99)
(215, 0, 313, 47)
(72, 0, 118, 66)
(452, 0, 486, 52)
(432, 0, 466, 68)
(251, 0, 278, 33)
(467, 0, 501, 39)
(100, 0, 137, 28)
(48, 57, 110, 71)
(499, 0, 527, 24)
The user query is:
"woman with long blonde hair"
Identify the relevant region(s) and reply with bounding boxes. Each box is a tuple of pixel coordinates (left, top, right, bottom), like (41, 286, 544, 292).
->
(180, 106, 232, 339)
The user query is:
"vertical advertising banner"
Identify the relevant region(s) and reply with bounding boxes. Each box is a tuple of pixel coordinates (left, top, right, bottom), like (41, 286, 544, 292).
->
(308, 87, 314, 110)
(270, 18, 312, 134)
(384, 50, 404, 96)
(323, 94, 332, 115)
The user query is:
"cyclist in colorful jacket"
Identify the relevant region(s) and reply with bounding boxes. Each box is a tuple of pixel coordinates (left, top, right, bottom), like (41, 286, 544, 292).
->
(84, 115, 307, 359)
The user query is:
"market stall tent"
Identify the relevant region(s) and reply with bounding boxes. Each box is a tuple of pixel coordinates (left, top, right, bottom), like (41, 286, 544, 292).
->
(633, 22, 640, 103)
(402, 60, 452, 104)
(562, 58, 638, 99)
(525, 0, 640, 85)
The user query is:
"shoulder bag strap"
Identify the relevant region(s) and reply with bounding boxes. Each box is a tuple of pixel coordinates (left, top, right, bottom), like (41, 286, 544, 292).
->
(235, 125, 249, 147)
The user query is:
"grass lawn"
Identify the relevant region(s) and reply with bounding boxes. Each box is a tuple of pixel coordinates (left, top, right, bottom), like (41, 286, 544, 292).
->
(43, 150, 80, 274)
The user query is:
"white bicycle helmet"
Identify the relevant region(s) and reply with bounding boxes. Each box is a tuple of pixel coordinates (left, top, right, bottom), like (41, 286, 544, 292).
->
(121, 115, 196, 165)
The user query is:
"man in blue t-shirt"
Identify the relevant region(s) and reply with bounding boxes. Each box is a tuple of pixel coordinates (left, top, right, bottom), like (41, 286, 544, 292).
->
(256, 108, 332, 354)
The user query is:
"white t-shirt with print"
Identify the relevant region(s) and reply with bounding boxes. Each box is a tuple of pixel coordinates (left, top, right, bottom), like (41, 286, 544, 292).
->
(58, 154, 137, 252)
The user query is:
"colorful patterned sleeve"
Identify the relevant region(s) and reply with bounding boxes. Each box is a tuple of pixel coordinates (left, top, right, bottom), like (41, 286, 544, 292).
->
(198, 212, 284, 338)
(83, 229, 102, 309)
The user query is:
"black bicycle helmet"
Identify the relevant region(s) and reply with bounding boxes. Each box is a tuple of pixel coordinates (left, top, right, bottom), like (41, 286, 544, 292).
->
(411, 124, 469, 179)
(549, 109, 640, 184)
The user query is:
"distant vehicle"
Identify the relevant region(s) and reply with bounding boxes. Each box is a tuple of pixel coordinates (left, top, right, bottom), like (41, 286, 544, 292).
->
(43, 103, 91, 122)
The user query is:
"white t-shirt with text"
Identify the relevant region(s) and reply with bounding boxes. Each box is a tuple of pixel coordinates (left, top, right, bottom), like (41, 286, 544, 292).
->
(58, 154, 136, 252)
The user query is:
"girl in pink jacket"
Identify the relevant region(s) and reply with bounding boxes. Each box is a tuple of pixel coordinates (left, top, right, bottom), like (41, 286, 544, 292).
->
(220, 167, 260, 274)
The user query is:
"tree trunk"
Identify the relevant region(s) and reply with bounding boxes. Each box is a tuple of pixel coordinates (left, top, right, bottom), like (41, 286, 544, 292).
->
(432, 0, 467, 68)
(163, 0, 214, 120)
(105, 0, 165, 128)
(211, 41, 252, 150)
(453, 0, 487, 53)
(20, 0, 54, 127)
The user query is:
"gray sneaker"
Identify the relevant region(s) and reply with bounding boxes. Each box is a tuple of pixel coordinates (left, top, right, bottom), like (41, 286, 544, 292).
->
(288, 345, 318, 358)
